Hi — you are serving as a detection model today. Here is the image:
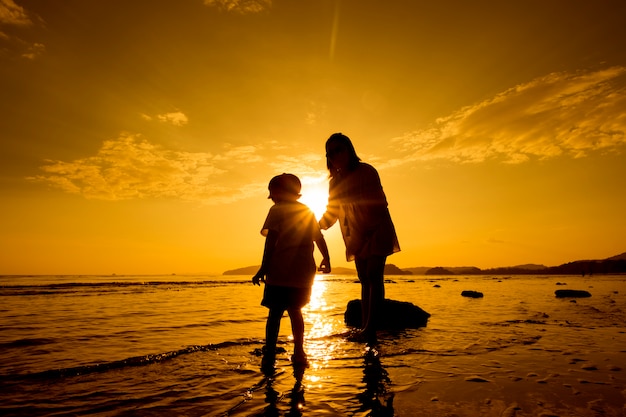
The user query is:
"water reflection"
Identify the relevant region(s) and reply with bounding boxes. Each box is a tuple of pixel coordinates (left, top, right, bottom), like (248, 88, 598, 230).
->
(288, 364, 306, 417)
(306, 278, 330, 314)
(358, 345, 394, 416)
(303, 278, 341, 367)
(259, 363, 307, 417)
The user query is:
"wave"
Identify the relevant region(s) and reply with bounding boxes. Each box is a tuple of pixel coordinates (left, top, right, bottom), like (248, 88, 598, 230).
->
(0, 337, 56, 348)
(1, 339, 262, 382)
(0, 275, 361, 296)
(0, 280, 252, 296)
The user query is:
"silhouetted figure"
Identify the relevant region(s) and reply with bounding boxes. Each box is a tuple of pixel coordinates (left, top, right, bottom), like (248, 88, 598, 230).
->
(253, 173, 331, 372)
(320, 133, 400, 342)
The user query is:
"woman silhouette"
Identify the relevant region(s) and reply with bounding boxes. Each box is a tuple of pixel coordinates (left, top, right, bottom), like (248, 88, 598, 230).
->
(320, 133, 400, 342)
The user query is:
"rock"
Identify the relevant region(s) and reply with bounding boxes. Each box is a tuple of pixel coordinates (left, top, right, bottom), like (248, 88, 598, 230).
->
(461, 290, 484, 298)
(344, 299, 430, 329)
(555, 289, 591, 298)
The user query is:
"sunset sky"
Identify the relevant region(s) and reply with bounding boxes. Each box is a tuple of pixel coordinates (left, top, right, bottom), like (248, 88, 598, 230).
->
(1, 0, 625, 275)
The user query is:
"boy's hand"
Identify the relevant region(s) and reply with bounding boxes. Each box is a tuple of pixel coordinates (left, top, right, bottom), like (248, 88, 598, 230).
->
(318, 258, 331, 274)
(252, 272, 265, 286)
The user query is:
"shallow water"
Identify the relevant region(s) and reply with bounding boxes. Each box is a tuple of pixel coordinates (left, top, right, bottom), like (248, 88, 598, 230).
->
(1, 274, 625, 416)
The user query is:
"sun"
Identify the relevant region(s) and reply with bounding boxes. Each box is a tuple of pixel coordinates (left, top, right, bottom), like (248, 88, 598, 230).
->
(299, 180, 329, 221)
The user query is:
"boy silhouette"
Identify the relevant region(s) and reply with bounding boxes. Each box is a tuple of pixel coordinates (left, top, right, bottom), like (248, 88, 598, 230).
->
(253, 173, 331, 371)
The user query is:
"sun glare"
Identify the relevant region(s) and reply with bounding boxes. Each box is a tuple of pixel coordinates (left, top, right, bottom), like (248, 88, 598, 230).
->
(300, 180, 329, 220)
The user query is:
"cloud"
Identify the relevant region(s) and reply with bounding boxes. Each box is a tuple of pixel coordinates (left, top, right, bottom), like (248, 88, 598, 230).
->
(157, 111, 188, 126)
(0, 0, 45, 60)
(21, 41, 44, 59)
(390, 67, 626, 166)
(203, 0, 271, 14)
(0, 0, 31, 26)
(29, 134, 326, 204)
(214, 144, 263, 163)
(30, 134, 228, 203)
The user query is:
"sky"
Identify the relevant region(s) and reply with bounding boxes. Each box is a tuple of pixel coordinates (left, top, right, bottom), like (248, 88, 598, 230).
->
(1, 0, 625, 275)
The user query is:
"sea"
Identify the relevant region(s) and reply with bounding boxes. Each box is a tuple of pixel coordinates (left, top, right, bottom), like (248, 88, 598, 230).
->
(1, 273, 625, 416)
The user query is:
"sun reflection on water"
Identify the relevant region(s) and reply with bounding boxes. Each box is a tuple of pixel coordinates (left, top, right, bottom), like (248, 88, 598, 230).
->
(305, 278, 334, 338)
(302, 276, 346, 378)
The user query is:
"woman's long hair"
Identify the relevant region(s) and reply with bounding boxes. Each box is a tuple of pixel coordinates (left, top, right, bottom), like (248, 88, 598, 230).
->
(326, 133, 361, 178)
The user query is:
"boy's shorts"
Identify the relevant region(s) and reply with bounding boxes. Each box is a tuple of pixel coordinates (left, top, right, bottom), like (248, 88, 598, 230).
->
(261, 284, 312, 310)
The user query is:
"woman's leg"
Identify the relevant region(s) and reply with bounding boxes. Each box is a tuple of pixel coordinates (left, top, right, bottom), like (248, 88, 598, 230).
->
(355, 257, 370, 329)
(355, 256, 387, 338)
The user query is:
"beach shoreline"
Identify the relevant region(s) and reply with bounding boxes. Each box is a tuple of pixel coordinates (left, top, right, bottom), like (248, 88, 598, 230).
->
(1, 274, 625, 416)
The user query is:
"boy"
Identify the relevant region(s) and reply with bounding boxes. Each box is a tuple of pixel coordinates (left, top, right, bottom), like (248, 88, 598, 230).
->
(252, 173, 331, 371)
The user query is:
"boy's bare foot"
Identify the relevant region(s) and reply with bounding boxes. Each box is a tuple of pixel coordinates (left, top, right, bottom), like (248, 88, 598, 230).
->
(261, 354, 275, 375)
(261, 347, 276, 375)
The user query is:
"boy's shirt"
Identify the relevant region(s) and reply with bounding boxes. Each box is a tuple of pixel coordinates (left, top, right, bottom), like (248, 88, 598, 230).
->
(261, 201, 322, 288)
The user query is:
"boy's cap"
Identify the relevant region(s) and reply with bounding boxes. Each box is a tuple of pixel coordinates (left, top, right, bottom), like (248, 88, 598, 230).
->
(268, 173, 301, 198)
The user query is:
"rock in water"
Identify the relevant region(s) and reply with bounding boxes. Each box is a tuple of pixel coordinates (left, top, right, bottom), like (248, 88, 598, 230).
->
(345, 299, 430, 329)
(555, 289, 591, 298)
(461, 290, 484, 298)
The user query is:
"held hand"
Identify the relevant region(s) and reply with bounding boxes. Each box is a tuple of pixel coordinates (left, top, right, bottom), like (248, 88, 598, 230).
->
(318, 258, 331, 274)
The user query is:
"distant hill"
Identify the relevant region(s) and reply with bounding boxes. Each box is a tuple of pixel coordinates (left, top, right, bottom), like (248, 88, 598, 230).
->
(385, 264, 412, 275)
(606, 252, 626, 261)
(223, 265, 259, 275)
(511, 264, 547, 270)
(331, 267, 356, 275)
(425, 267, 454, 275)
(404, 267, 430, 275)
(426, 266, 481, 275)
(224, 252, 626, 276)
(222, 265, 357, 276)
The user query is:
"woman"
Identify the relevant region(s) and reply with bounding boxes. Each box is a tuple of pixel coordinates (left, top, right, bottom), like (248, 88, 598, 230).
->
(319, 133, 400, 341)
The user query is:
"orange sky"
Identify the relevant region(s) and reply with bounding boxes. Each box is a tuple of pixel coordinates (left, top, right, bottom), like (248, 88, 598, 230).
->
(1, 0, 625, 275)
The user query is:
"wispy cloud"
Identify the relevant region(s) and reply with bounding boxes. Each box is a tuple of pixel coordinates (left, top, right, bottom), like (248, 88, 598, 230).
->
(21, 41, 44, 60)
(388, 67, 626, 167)
(30, 134, 226, 203)
(203, 0, 271, 14)
(0, 0, 45, 60)
(0, 0, 31, 26)
(141, 111, 189, 126)
(29, 134, 325, 204)
(157, 111, 188, 126)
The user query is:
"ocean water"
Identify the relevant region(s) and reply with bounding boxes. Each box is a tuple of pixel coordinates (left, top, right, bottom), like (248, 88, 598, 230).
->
(1, 274, 625, 416)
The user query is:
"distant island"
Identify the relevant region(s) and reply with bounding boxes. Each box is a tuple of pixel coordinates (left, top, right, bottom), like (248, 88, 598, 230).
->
(223, 252, 626, 276)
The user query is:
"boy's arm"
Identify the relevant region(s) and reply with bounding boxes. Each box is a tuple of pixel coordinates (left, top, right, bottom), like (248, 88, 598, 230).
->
(315, 236, 331, 274)
(252, 230, 278, 285)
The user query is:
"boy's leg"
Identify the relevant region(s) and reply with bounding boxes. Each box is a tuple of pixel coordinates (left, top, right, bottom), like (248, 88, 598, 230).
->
(265, 308, 284, 355)
(287, 308, 306, 362)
